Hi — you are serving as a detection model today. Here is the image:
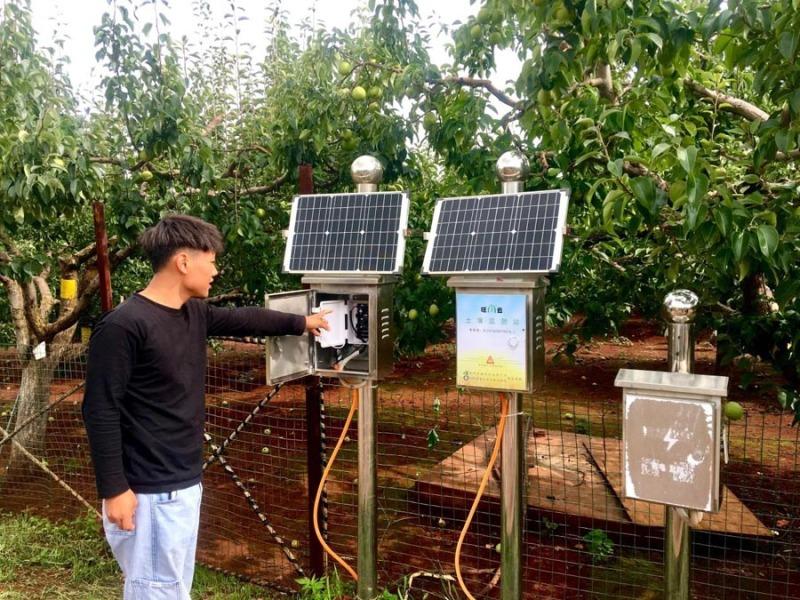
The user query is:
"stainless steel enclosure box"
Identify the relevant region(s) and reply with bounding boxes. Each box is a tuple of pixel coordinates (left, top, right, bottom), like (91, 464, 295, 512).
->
(615, 369, 728, 513)
(447, 275, 547, 394)
(265, 275, 396, 384)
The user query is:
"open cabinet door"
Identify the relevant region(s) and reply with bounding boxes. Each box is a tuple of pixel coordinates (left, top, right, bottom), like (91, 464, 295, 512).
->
(265, 289, 314, 385)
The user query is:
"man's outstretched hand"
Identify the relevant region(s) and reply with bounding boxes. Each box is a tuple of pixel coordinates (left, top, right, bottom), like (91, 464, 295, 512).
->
(306, 309, 332, 336)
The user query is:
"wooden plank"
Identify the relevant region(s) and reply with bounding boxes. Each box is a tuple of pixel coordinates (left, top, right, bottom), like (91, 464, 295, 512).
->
(417, 427, 629, 523)
(585, 438, 774, 538)
(417, 427, 773, 539)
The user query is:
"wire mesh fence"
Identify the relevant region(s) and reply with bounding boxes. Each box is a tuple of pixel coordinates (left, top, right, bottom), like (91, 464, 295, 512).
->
(0, 336, 798, 598)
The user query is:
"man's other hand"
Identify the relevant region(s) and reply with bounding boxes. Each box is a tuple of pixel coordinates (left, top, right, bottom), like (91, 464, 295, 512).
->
(306, 309, 332, 336)
(104, 489, 137, 531)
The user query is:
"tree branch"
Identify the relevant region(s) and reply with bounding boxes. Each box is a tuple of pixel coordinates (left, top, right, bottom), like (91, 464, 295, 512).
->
(684, 79, 769, 121)
(0, 227, 20, 259)
(441, 76, 522, 109)
(207, 290, 243, 305)
(22, 280, 46, 341)
(0, 276, 30, 349)
(34, 274, 54, 320)
(623, 160, 669, 191)
(585, 63, 615, 101)
(41, 244, 137, 341)
(182, 172, 289, 198)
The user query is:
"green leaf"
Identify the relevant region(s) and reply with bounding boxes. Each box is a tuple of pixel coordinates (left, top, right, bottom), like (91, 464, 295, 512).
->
(426, 427, 440, 450)
(607, 159, 623, 178)
(651, 143, 671, 159)
(602, 190, 625, 224)
(676, 145, 697, 174)
(779, 30, 799, 61)
(732, 231, 748, 262)
(756, 224, 779, 257)
(642, 32, 663, 49)
(775, 129, 790, 153)
(630, 177, 656, 216)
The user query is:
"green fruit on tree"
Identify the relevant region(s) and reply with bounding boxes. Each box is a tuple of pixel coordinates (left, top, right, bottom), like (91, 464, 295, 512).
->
(429, 303, 439, 316)
(724, 401, 744, 421)
(537, 89, 553, 106)
(338, 61, 352, 76)
(139, 170, 154, 182)
(423, 111, 437, 128)
(256, 208, 266, 218)
(53, 158, 65, 168)
(477, 7, 492, 24)
(341, 128, 354, 140)
(351, 86, 367, 101)
(470, 24, 482, 40)
(489, 32, 503, 46)
(368, 102, 380, 112)
(408, 309, 418, 320)
(342, 137, 358, 151)
(368, 86, 382, 99)
(555, 5, 572, 22)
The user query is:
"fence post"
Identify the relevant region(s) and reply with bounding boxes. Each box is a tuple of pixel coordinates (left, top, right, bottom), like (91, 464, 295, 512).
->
(92, 202, 113, 313)
(299, 164, 325, 577)
(663, 289, 699, 600)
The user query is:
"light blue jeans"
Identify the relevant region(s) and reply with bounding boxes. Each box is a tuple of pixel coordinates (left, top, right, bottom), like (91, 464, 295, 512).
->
(102, 483, 203, 600)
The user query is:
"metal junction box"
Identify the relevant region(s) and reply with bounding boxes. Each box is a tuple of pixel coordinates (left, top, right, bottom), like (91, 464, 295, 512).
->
(615, 369, 729, 513)
(265, 275, 396, 384)
(447, 276, 547, 394)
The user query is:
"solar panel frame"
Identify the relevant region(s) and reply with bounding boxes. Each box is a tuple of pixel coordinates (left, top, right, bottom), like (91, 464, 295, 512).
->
(422, 189, 570, 275)
(283, 191, 410, 275)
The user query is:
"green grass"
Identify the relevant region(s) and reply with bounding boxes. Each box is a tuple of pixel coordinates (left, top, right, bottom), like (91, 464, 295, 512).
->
(0, 511, 277, 599)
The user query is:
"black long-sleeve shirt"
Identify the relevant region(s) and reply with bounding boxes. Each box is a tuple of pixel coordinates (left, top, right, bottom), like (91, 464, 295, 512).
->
(82, 293, 306, 498)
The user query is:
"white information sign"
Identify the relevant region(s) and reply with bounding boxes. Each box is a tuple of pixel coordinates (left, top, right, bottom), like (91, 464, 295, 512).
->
(455, 292, 528, 391)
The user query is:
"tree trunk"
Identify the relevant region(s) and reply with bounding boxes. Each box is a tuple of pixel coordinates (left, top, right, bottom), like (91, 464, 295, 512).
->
(6, 351, 59, 473)
(5, 339, 77, 475)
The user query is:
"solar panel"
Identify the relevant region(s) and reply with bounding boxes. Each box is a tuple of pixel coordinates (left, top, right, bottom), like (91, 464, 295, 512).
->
(422, 190, 569, 274)
(284, 191, 410, 274)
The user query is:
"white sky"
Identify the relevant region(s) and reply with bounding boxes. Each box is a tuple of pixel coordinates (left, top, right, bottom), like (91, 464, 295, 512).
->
(29, 0, 522, 103)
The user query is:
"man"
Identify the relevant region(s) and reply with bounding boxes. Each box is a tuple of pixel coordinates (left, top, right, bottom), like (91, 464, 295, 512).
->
(82, 214, 329, 599)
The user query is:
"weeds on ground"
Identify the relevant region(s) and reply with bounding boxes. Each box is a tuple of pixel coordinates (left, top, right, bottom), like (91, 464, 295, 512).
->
(0, 510, 275, 599)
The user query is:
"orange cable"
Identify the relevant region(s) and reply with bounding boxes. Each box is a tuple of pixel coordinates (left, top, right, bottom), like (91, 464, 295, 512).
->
(455, 392, 509, 600)
(312, 387, 359, 581)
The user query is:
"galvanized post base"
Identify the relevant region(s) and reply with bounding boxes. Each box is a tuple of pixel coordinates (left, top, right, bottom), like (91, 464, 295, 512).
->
(665, 507, 690, 599)
(500, 392, 524, 600)
(357, 380, 377, 599)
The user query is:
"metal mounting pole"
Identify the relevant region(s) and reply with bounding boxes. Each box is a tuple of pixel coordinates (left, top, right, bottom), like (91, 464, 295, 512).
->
(663, 290, 699, 600)
(497, 151, 530, 600)
(352, 155, 383, 600)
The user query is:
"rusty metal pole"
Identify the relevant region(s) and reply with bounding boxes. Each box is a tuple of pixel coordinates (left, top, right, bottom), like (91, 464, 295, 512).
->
(92, 202, 113, 313)
(298, 164, 326, 577)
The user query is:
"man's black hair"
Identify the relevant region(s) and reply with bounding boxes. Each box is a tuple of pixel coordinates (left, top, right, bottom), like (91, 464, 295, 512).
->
(138, 214, 224, 272)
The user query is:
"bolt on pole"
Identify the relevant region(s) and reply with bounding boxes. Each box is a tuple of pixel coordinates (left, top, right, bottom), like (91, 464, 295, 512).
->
(663, 289, 699, 600)
(497, 150, 530, 600)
